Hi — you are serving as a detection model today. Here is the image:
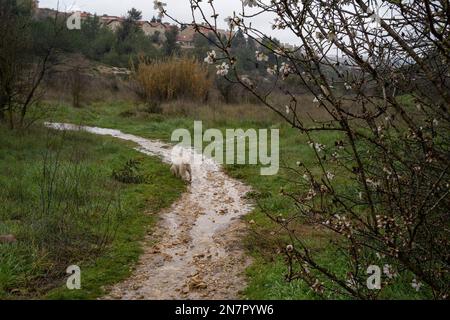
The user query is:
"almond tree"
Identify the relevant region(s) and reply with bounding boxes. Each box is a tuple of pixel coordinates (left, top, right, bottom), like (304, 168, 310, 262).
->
(161, 0, 450, 299)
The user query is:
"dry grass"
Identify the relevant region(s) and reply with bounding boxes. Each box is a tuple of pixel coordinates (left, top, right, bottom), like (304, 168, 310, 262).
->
(159, 94, 334, 124)
(134, 57, 212, 103)
(161, 100, 279, 123)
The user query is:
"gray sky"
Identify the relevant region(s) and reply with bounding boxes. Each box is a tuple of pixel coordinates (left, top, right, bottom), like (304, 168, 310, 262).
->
(39, 0, 297, 44)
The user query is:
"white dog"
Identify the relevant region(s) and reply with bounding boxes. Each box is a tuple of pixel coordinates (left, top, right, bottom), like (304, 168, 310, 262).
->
(170, 146, 193, 183)
(170, 162, 192, 183)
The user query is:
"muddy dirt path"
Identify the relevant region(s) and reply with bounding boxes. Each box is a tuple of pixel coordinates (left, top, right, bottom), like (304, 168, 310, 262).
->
(46, 123, 253, 299)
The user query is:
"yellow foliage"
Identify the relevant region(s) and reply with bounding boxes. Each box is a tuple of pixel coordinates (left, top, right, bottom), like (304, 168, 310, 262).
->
(134, 57, 211, 102)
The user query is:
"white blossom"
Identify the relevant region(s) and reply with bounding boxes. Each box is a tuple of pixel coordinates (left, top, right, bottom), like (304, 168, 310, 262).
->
(279, 62, 293, 80)
(153, 1, 167, 18)
(285, 105, 290, 114)
(274, 48, 284, 56)
(272, 18, 286, 30)
(313, 94, 324, 103)
(216, 62, 230, 76)
(311, 279, 324, 293)
(411, 279, 422, 292)
(225, 16, 241, 29)
(305, 188, 317, 200)
(266, 65, 277, 75)
(326, 172, 335, 181)
(320, 85, 330, 97)
(383, 166, 392, 176)
(366, 178, 381, 188)
(204, 50, 216, 64)
(383, 264, 397, 279)
(375, 252, 385, 259)
(255, 50, 269, 62)
(309, 142, 325, 152)
(346, 276, 358, 290)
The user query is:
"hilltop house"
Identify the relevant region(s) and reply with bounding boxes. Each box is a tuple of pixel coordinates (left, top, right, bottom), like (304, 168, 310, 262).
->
(142, 22, 174, 42)
(32, 1, 242, 49)
(32, 0, 39, 12)
(99, 15, 125, 32)
(98, 15, 174, 40)
(177, 24, 228, 48)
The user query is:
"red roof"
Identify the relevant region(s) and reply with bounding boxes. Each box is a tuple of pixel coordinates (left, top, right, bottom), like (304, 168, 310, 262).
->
(100, 16, 124, 22)
(79, 12, 91, 18)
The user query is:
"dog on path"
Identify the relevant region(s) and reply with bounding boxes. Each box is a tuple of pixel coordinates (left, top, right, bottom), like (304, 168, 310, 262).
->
(170, 146, 193, 183)
(170, 162, 192, 183)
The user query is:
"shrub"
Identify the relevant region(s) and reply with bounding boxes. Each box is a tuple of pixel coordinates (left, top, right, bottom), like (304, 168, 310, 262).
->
(134, 56, 211, 105)
(112, 158, 148, 184)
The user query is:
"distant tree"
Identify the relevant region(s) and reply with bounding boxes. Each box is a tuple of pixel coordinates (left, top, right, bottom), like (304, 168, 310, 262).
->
(162, 27, 179, 56)
(150, 30, 161, 44)
(232, 29, 247, 48)
(117, 8, 142, 42)
(127, 8, 142, 22)
(193, 33, 211, 60)
(231, 30, 254, 71)
(0, 0, 59, 128)
(90, 27, 116, 60)
(82, 14, 101, 41)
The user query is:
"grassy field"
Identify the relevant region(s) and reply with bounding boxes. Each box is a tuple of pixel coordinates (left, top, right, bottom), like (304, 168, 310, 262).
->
(25, 100, 431, 299)
(0, 123, 185, 299)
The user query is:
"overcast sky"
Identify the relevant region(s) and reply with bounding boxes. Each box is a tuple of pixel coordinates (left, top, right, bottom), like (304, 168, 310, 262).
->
(39, 0, 297, 44)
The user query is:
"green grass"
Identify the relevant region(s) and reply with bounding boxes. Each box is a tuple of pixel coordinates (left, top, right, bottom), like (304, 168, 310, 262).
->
(45, 101, 193, 141)
(41, 101, 342, 299)
(40, 101, 432, 300)
(0, 123, 185, 299)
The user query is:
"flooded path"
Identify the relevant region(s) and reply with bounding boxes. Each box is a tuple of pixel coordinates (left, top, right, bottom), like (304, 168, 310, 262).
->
(46, 123, 253, 299)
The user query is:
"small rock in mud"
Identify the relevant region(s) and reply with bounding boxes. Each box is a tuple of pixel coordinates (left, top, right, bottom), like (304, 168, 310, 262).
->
(0, 234, 17, 244)
(189, 282, 208, 290)
(189, 276, 208, 290)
